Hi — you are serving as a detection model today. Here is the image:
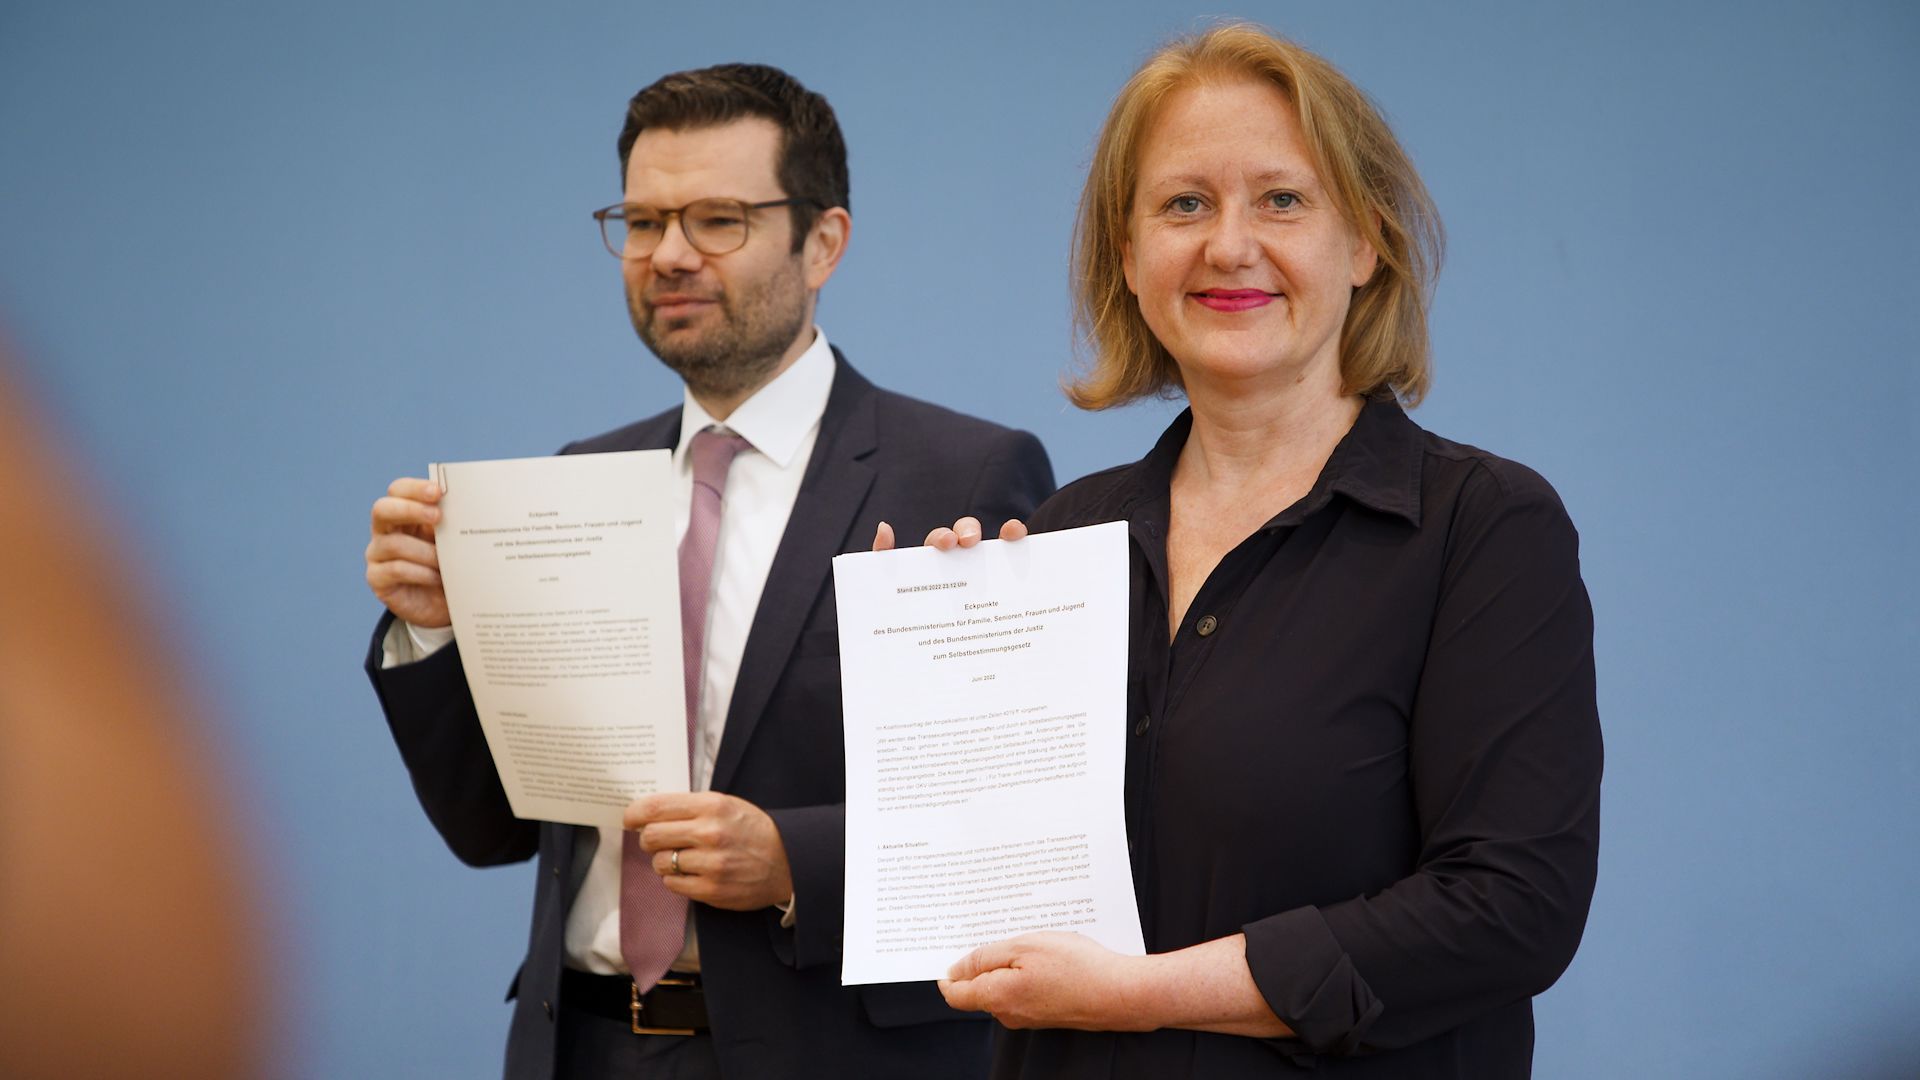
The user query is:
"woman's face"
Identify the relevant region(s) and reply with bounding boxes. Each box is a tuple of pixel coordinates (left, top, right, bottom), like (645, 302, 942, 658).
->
(1123, 78, 1377, 396)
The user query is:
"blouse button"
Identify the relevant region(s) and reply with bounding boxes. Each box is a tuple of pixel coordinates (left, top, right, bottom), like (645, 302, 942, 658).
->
(1195, 614, 1218, 637)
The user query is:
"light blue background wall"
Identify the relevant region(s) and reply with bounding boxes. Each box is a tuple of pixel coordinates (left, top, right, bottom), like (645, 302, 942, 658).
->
(3, 2, 1914, 1076)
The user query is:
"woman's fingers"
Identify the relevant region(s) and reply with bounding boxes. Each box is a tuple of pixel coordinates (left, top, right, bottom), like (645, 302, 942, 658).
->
(915, 517, 1031, 551)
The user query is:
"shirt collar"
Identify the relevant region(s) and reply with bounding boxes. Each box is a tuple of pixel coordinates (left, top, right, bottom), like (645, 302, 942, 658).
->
(1303, 395, 1425, 527)
(1125, 394, 1425, 529)
(675, 326, 835, 470)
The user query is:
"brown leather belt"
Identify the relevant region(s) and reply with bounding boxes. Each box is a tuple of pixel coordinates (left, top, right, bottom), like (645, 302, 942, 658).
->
(560, 968, 709, 1035)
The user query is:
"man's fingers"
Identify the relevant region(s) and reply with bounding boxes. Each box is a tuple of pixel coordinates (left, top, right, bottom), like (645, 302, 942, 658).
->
(660, 872, 700, 899)
(622, 791, 713, 830)
(636, 820, 712, 854)
(999, 518, 1029, 541)
(371, 494, 440, 533)
(365, 531, 440, 569)
(387, 476, 443, 502)
(648, 844, 765, 908)
(952, 517, 983, 546)
(366, 559, 442, 592)
(655, 871, 737, 906)
(652, 847, 698, 878)
(872, 521, 895, 552)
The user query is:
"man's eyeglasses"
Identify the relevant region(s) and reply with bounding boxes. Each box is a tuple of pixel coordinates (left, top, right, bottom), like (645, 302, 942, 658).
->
(591, 198, 819, 259)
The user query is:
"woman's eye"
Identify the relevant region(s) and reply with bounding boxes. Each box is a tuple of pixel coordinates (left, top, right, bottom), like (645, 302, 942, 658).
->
(1265, 192, 1299, 210)
(1169, 195, 1204, 214)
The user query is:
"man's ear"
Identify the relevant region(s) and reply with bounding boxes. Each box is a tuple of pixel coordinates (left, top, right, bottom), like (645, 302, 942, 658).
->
(802, 207, 851, 291)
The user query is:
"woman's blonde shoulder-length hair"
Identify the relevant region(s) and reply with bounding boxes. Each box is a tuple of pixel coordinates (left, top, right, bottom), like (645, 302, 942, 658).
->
(1067, 23, 1444, 410)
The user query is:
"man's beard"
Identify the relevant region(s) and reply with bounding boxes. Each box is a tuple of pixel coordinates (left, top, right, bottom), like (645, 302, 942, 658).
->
(628, 261, 810, 401)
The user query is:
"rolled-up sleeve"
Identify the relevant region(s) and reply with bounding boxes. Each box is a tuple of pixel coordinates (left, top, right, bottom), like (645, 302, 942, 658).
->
(1242, 462, 1602, 1053)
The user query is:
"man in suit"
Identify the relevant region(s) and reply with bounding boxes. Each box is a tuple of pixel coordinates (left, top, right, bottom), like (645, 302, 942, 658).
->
(363, 63, 1053, 1079)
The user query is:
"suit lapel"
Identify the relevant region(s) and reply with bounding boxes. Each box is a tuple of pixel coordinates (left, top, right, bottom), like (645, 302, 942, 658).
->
(710, 355, 877, 792)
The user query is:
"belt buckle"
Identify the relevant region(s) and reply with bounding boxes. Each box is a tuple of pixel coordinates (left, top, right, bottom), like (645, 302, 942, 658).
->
(630, 977, 698, 1036)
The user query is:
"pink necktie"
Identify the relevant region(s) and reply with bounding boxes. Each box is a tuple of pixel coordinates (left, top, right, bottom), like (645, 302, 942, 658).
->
(621, 427, 751, 992)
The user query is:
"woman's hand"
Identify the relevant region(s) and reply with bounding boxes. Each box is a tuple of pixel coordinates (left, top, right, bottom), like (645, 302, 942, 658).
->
(871, 516, 1029, 552)
(938, 932, 1155, 1031)
(940, 932, 1296, 1038)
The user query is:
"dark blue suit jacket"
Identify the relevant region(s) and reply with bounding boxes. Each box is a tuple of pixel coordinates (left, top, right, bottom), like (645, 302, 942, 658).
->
(367, 354, 1054, 1079)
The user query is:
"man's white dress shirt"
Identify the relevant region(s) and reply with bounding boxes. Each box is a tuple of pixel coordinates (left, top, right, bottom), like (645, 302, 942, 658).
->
(383, 329, 836, 975)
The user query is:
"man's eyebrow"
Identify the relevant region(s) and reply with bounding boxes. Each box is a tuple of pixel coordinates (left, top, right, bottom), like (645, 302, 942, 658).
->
(617, 197, 761, 211)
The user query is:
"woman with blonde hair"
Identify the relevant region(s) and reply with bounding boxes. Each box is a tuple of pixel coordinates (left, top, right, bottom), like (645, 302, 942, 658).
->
(912, 23, 1602, 1078)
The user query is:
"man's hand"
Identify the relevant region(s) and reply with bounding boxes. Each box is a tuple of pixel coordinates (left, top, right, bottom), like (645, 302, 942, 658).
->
(624, 792, 794, 911)
(871, 515, 1028, 552)
(365, 477, 449, 628)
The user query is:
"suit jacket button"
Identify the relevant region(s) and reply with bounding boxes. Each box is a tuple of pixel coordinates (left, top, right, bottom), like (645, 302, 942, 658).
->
(1195, 614, 1218, 637)
(1134, 714, 1151, 736)
(542, 1000, 553, 1020)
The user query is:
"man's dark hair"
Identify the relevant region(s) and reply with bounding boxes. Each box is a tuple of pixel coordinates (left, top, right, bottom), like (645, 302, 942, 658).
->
(618, 63, 849, 252)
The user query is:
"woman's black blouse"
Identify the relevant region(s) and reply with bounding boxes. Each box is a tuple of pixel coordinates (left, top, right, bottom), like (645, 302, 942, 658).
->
(992, 399, 1602, 1079)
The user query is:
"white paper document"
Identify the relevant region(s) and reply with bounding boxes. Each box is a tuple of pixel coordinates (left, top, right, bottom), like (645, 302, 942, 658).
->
(832, 521, 1143, 985)
(430, 451, 687, 830)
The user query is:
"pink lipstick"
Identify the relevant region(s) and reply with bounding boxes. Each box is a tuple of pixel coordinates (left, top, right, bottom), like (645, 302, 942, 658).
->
(1191, 289, 1274, 312)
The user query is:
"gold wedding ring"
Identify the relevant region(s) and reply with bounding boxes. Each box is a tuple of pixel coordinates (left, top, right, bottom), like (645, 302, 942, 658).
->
(670, 849, 683, 875)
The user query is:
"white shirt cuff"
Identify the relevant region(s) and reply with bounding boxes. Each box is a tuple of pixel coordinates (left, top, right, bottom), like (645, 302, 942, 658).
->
(379, 619, 456, 669)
